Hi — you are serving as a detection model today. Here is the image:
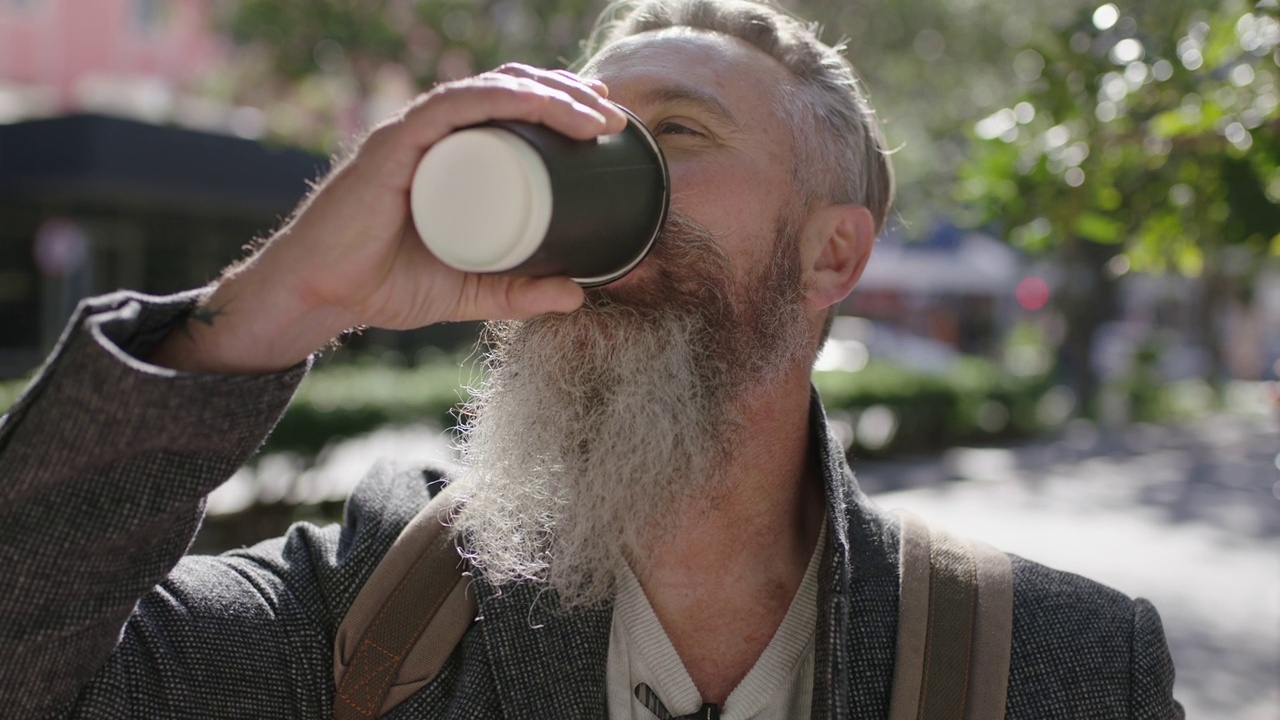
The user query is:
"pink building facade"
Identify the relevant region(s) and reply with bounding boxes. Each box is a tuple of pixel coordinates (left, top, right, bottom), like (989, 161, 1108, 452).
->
(0, 0, 225, 117)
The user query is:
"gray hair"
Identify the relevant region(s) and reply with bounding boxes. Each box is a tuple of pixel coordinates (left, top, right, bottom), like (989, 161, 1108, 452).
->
(582, 0, 895, 233)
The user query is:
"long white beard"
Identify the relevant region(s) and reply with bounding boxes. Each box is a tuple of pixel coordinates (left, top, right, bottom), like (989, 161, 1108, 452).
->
(448, 209, 809, 608)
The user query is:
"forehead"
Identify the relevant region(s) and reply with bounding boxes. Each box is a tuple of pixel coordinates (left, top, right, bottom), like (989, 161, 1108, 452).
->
(583, 29, 794, 120)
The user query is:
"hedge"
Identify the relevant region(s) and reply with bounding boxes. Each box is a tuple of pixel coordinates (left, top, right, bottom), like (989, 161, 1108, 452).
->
(262, 359, 482, 457)
(813, 358, 1051, 458)
(0, 355, 1053, 460)
(254, 354, 1055, 459)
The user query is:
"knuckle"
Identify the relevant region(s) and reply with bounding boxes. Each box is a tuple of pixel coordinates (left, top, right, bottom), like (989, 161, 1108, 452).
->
(494, 61, 534, 75)
(420, 80, 491, 110)
(362, 120, 398, 150)
(499, 80, 550, 105)
(426, 81, 466, 101)
(384, 92, 429, 122)
(542, 87, 576, 106)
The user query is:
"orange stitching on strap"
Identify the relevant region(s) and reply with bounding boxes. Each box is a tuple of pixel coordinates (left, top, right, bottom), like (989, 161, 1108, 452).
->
(337, 533, 462, 715)
(338, 639, 399, 713)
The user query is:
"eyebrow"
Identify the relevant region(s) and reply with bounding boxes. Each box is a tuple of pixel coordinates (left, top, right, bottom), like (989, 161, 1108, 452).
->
(635, 84, 743, 130)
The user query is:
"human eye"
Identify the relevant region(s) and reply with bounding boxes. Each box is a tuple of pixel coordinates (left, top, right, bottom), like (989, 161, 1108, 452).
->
(653, 120, 703, 137)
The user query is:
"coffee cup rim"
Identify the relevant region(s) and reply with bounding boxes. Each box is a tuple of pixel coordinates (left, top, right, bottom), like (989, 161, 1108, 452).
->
(571, 105, 670, 287)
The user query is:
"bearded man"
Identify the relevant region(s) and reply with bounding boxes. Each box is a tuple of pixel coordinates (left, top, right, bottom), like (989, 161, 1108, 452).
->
(0, 0, 1181, 717)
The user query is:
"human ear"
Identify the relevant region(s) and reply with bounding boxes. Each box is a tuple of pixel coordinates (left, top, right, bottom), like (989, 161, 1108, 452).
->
(800, 203, 876, 311)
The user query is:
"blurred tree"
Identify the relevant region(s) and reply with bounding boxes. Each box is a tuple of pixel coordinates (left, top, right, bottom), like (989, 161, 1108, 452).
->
(214, 0, 606, 147)
(802, 0, 1099, 235)
(956, 0, 1280, 407)
(211, 0, 1279, 409)
(213, 0, 1090, 227)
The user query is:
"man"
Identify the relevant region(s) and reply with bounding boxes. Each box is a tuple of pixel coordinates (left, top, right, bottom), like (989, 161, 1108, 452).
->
(0, 0, 1181, 717)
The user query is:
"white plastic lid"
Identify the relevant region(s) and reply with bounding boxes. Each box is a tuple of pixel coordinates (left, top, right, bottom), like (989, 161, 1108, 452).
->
(410, 127, 553, 273)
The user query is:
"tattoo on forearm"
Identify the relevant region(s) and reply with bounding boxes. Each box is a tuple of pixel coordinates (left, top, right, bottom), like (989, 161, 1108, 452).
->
(179, 303, 226, 340)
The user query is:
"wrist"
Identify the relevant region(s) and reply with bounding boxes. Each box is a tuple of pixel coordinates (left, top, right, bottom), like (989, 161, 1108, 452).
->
(147, 264, 351, 375)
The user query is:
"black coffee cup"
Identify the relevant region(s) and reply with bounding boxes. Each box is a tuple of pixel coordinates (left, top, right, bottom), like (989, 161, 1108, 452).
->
(409, 107, 669, 287)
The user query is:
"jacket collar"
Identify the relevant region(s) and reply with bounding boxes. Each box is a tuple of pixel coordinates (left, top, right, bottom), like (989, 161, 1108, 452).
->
(807, 385, 900, 718)
(468, 387, 898, 719)
(473, 579, 613, 717)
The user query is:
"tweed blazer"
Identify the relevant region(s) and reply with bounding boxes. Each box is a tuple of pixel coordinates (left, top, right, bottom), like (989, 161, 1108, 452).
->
(0, 291, 1183, 719)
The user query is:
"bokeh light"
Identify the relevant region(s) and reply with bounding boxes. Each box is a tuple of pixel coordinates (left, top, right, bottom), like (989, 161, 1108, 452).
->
(1016, 276, 1051, 310)
(1092, 4, 1119, 31)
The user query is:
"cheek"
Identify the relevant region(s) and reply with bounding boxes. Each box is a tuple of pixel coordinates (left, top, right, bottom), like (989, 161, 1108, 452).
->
(666, 157, 787, 243)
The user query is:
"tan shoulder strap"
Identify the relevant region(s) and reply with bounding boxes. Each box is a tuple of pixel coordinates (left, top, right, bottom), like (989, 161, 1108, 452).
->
(888, 510, 1013, 720)
(333, 486, 477, 720)
(965, 536, 1015, 717)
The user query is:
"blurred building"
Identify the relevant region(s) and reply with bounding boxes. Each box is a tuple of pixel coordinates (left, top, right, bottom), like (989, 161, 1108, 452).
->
(0, 0, 225, 122)
(0, 113, 330, 378)
(839, 219, 1280, 384)
(0, 1, 316, 379)
(1097, 267, 1280, 383)
(842, 222, 1025, 359)
(0, 1, 487, 380)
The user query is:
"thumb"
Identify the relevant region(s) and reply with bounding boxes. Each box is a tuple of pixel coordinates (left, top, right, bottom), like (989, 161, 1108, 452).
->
(500, 276, 586, 319)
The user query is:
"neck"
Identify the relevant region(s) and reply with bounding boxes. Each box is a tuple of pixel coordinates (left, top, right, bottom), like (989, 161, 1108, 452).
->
(642, 379, 823, 575)
(632, 365, 826, 704)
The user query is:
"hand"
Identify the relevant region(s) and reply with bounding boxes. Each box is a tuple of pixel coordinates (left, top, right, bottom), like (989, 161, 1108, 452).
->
(150, 66, 629, 374)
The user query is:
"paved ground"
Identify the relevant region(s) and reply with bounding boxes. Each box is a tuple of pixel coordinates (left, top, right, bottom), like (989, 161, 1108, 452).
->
(860, 408, 1279, 719)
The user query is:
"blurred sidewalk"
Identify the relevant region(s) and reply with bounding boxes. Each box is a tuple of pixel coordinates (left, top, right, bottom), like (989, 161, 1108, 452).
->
(862, 408, 1279, 720)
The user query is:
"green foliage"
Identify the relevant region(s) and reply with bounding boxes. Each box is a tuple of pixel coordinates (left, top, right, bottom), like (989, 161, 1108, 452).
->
(0, 376, 32, 416)
(215, 0, 609, 148)
(262, 358, 483, 456)
(217, 0, 1277, 256)
(277, 356, 1056, 459)
(957, 0, 1280, 274)
(226, 1, 407, 79)
(799, 0, 1098, 232)
(814, 358, 1050, 458)
(952, 0, 1280, 403)
(0, 355, 1052, 460)
(215, 0, 1099, 233)
(270, 356, 1054, 460)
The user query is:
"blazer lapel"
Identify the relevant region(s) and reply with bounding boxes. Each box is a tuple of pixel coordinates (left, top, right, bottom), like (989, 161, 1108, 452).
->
(474, 578, 613, 719)
(808, 387, 901, 719)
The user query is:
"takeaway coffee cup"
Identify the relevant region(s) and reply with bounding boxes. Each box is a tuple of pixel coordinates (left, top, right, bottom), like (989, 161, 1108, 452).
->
(409, 107, 669, 287)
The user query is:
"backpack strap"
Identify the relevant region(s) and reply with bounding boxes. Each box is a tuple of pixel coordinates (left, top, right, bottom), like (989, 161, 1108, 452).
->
(333, 485, 477, 720)
(888, 510, 1013, 720)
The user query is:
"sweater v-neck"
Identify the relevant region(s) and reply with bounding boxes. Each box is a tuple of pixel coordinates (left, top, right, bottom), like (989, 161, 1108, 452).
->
(605, 518, 828, 719)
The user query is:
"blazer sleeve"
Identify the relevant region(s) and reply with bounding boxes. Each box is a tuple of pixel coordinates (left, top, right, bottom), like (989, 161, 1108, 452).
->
(0, 291, 307, 717)
(1131, 598, 1185, 720)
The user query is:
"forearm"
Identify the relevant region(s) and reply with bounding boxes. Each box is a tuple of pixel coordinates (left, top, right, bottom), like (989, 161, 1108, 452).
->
(0, 291, 307, 716)
(145, 246, 356, 375)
